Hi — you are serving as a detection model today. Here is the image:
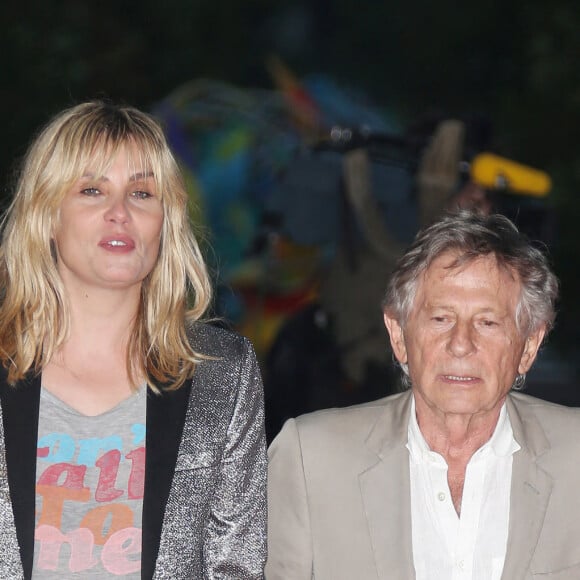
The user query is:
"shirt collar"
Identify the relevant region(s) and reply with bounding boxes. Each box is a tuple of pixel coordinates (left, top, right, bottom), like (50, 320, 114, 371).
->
(406, 394, 520, 463)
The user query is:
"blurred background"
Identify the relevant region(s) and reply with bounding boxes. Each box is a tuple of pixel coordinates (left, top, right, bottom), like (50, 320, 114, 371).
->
(2, 0, 579, 440)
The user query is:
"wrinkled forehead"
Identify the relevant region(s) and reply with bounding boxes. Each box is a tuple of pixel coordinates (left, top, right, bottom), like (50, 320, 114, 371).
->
(416, 250, 522, 304)
(426, 249, 518, 280)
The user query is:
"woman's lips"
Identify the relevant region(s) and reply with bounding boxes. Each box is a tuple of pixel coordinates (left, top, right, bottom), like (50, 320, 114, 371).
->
(98, 235, 135, 251)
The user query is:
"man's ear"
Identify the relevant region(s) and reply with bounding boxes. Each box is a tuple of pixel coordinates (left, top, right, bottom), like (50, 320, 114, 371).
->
(518, 325, 546, 375)
(383, 311, 408, 364)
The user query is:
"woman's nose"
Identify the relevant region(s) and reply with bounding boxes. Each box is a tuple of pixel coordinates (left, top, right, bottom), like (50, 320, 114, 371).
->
(104, 194, 130, 223)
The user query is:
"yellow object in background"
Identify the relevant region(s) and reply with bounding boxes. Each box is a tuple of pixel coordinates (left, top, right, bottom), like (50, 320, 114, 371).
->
(470, 153, 551, 197)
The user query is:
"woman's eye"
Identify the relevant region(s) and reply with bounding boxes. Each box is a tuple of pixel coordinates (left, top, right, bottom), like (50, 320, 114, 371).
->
(80, 187, 100, 196)
(131, 190, 152, 199)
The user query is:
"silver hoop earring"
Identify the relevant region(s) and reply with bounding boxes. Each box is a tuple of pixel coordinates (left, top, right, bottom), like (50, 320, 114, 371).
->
(399, 362, 411, 389)
(513, 373, 526, 390)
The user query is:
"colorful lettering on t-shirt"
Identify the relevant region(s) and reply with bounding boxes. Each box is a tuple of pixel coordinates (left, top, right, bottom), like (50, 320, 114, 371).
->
(34, 424, 145, 576)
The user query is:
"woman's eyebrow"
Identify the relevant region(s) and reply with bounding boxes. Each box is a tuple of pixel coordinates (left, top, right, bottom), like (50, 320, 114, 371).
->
(130, 171, 155, 181)
(78, 170, 155, 181)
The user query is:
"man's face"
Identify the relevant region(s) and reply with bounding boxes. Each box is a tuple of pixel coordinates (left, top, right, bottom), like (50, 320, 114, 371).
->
(384, 251, 545, 420)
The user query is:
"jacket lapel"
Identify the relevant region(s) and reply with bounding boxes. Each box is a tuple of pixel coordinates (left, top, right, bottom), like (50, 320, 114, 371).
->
(0, 370, 193, 580)
(357, 391, 553, 580)
(501, 395, 552, 580)
(359, 391, 415, 580)
(0, 373, 42, 580)
(141, 380, 191, 580)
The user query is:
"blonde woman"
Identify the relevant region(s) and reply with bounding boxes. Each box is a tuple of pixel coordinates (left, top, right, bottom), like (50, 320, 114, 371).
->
(0, 101, 267, 579)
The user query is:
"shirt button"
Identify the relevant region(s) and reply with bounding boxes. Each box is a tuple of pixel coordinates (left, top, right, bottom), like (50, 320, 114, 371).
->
(458, 560, 464, 569)
(437, 492, 446, 501)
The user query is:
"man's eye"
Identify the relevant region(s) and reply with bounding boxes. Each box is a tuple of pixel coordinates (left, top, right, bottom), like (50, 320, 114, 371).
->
(81, 187, 100, 196)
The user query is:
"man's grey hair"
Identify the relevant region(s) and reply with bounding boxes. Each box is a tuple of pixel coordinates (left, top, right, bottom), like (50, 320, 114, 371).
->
(382, 210, 559, 338)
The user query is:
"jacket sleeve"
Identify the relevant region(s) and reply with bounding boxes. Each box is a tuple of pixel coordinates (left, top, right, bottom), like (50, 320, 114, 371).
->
(204, 337, 268, 579)
(265, 418, 314, 580)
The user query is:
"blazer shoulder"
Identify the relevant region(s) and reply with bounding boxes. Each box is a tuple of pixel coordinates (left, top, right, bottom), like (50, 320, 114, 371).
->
(510, 391, 580, 419)
(509, 391, 580, 443)
(187, 321, 252, 360)
(296, 391, 408, 423)
(270, 392, 411, 480)
(293, 391, 410, 443)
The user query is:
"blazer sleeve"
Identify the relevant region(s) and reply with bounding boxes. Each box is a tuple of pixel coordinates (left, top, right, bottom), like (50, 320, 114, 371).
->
(265, 418, 314, 580)
(203, 337, 268, 579)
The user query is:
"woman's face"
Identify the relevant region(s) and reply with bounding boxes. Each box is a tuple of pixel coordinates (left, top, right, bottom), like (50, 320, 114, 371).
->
(53, 144, 164, 295)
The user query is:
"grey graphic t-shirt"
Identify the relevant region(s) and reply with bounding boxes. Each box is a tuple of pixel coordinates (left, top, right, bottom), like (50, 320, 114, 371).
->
(33, 385, 146, 578)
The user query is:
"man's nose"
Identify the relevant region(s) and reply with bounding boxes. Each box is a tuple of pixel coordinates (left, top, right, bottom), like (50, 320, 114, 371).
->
(446, 321, 476, 357)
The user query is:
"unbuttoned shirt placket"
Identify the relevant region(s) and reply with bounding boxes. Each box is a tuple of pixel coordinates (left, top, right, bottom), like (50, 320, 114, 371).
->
(407, 400, 520, 580)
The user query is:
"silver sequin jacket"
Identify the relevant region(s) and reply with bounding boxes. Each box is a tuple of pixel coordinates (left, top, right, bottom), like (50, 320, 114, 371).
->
(0, 323, 267, 579)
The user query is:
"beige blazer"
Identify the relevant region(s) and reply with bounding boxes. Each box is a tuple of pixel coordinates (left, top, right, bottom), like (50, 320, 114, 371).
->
(266, 390, 580, 579)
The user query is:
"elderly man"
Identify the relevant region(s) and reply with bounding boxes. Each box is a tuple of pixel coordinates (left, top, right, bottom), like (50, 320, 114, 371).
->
(266, 211, 580, 580)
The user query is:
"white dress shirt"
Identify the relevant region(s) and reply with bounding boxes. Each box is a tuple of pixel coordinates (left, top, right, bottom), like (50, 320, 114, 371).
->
(407, 397, 520, 580)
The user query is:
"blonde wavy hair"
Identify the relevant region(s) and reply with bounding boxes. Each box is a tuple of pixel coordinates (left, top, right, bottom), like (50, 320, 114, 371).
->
(0, 101, 212, 391)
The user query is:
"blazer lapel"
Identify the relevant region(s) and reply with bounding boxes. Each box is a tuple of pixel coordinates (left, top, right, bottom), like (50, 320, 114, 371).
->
(0, 373, 42, 580)
(357, 391, 553, 580)
(501, 395, 552, 580)
(141, 380, 192, 580)
(0, 370, 193, 580)
(359, 391, 415, 580)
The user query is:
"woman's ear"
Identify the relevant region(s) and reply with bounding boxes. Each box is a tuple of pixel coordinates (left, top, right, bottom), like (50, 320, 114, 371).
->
(383, 311, 408, 364)
(49, 238, 59, 263)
